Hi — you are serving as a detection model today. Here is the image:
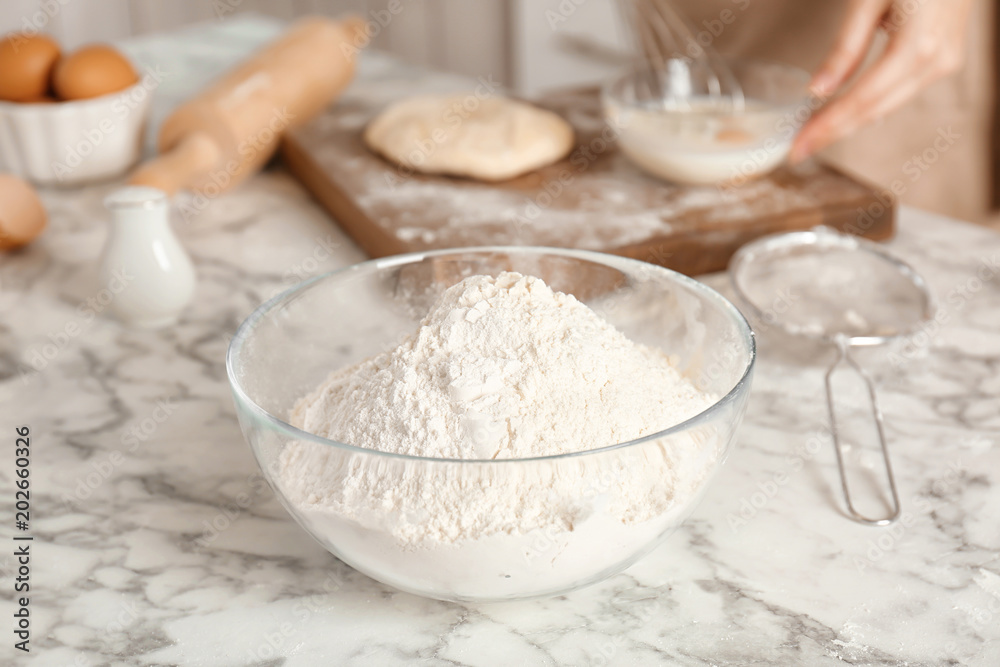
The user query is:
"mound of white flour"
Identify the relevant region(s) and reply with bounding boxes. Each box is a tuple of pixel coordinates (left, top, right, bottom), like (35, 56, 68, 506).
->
(280, 272, 721, 598)
(290, 271, 711, 459)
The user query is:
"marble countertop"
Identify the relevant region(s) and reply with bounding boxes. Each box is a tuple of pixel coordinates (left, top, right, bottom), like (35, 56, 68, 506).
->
(2, 15, 999, 667)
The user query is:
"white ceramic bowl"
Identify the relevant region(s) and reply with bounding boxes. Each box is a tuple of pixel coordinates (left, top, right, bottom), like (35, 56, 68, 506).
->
(0, 80, 152, 186)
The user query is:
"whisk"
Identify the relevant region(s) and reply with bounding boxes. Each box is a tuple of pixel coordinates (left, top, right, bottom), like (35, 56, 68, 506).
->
(616, 0, 745, 111)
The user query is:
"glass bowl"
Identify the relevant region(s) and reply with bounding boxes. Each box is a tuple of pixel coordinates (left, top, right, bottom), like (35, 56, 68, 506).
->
(226, 247, 755, 602)
(603, 59, 813, 185)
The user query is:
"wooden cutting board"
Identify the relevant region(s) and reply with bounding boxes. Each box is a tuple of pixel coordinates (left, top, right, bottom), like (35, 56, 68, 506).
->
(282, 85, 894, 276)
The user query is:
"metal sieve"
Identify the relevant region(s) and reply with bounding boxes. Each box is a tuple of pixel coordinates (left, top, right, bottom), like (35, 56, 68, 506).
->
(729, 226, 934, 525)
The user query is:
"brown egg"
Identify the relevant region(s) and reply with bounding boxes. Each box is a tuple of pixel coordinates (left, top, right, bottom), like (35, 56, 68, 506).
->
(53, 44, 138, 101)
(0, 174, 47, 251)
(0, 33, 61, 102)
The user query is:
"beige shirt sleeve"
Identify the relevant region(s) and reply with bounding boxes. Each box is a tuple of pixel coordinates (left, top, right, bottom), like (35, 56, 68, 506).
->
(670, 0, 995, 222)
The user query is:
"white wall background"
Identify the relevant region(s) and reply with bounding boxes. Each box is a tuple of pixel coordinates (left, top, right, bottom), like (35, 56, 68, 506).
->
(0, 0, 631, 94)
(511, 0, 629, 96)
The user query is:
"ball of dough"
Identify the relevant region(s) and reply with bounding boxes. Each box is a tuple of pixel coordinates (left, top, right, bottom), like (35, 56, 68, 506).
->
(363, 94, 574, 182)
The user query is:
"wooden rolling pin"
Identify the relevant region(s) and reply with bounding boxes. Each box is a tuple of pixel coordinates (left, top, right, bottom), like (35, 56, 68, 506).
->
(130, 16, 364, 195)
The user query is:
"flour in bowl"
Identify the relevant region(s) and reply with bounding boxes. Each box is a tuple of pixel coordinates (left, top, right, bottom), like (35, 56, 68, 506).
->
(290, 271, 712, 459)
(279, 272, 724, 599)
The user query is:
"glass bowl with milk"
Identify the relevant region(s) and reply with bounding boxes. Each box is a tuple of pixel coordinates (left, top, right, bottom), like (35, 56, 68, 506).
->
(603, 59, 813, 185)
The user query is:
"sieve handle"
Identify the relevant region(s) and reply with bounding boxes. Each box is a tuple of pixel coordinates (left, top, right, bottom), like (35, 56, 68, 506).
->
(824, 338, 901, 526)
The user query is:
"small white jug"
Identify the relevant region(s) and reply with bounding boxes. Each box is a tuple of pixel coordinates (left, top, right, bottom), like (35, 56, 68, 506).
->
(99, 186, 195, 328)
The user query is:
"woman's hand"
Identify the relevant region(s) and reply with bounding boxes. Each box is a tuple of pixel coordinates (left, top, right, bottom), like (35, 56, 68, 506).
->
(790, 0, 974, 162)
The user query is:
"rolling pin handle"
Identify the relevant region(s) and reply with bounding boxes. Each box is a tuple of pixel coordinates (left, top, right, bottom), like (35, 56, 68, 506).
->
(128, 132, 222, 196)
